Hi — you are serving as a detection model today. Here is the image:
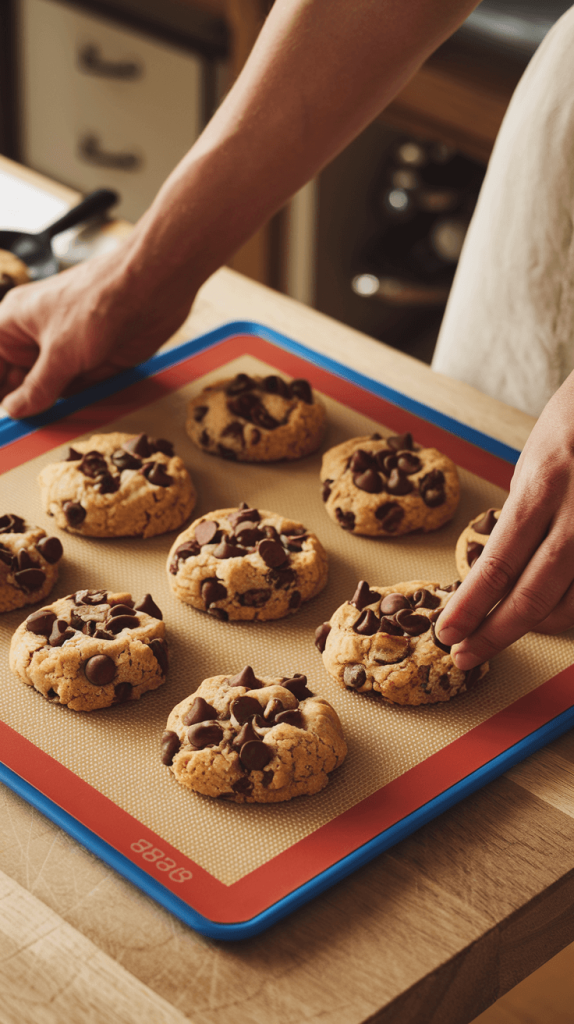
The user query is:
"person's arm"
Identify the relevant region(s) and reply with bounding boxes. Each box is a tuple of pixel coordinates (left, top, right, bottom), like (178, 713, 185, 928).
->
(435, 369, 574, 664)
(0, 0, 479, 417)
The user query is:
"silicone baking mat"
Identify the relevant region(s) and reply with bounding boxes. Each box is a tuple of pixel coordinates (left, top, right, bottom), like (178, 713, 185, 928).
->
(1, 320, 573, 939)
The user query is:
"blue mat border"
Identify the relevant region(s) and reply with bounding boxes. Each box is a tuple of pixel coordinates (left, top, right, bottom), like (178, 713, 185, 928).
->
(0, 319, 520, 465)
(1, 318, 538, 940)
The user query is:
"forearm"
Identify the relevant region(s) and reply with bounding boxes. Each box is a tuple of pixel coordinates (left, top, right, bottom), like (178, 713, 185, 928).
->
(122, 0, 479, 302)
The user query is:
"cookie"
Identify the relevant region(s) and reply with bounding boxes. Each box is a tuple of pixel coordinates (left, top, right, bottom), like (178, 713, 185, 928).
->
(161, 667, 347, 802)
(38, 432, 196, 538)
(186, 372, 326, 462)
(0, 513, 63, 613)
(167, 503, 328, 621)
(316, 579, 488, 705)
(0, 249, 29, 300)
(455, 508, 501, 579)
(320, 432, 459, 536)
(9, 589, 168, 711)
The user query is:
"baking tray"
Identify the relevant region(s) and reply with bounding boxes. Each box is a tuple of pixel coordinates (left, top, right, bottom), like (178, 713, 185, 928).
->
(1, 320, 573, 940)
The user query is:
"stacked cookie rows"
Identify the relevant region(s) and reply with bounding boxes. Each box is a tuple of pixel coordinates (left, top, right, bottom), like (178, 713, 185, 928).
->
(4, 370, 499, 803)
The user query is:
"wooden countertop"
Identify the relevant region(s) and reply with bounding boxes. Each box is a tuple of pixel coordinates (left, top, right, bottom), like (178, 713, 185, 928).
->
(2, 158, 574, 1024)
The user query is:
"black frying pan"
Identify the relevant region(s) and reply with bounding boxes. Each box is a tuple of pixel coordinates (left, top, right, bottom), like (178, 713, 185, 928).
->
(0, 188, 119, 280)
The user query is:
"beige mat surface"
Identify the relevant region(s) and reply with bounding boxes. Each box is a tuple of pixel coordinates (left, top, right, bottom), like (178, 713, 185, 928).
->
(1, 354, 572, 885)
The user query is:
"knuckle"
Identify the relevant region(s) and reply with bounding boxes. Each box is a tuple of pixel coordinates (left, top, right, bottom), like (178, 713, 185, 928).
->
(477, 552, 516, 594)
(509, 584, 552, 625)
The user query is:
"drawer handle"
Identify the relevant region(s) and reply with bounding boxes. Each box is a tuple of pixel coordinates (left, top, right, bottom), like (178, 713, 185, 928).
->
(78, 133, 143, 171)
(78, 43, 143, 80)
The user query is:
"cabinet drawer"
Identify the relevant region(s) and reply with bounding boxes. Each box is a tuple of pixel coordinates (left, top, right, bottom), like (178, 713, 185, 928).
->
(19, 0, 205, 221)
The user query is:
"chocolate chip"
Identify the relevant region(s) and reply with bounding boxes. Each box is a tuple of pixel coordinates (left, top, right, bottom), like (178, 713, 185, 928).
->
(149, 638, 169, 674)
(0, 546, 13, 566)
(14, 568, 46, 592)
(199, 429, 210, 447)
(35, 536, 63, 564)
(26, 609, 57, 636)
(335, 507, 355, 531)
(227, 504, 260, 529)
(85, 654, 116, 685)
(231, 695, 263, 724)
(380, 593, 410, 615)
(314, 622, 331, 653)
(221, 421, 245, 444)
(123, 433, 152, 458)
(182, 696, 218, 726)
(134, 593, 162, 619)
(419, 469, 446, 508)
(142, 462, 173, 487)
(378, 616, 403, 636)
(441, 580, 461, 593)
(412, 589, 441, 610)
(377, 451, 397, 473)
(187, 721, 224, 749)
(353, 469, 384, 493)
(226, 373, 256, 395)
(114, 682, 133, 703)
(288, 590, 301, 609)
(263, 374, 290, 397)
(194, 520, 218, 546)
(354, 609, 381, 635)
(208, 607, 229, 621)
(343, 665, 366, 689)
(75, 589, 107, 605)
(322, 479, 333, 502)
(0, 514, 25, 534)
(79, 451, 108, 478)
(94, 629, 115, 641)
(375, 502, 404, 532)
(49, 619, 75, 646)
(289, 378, 313, 403)
(227, 393, 259, 420)
(253, 403, 281, 430)
(473, 508, 499, 535)
(229, 666, 262, 690)
(234, 524, 265, 546)
(193, 405, 208, 422)
(396, 452, 421, 474)
(96, 472, 120, 494)
(275, 709, 303, 728)
(109, 604, 136, 617)
(431, 622, 451, 654)
(63, 501, 86, 527)
(238, 588, 271, 607)
(467, 541, 483, 568)
(213, 540, 247, 559)
(386, 468, 414, 496)
(350, 580, 380, 611)
(106, 614, 140, 634)
(387, 432, 414, 451)
(264, 698, 284, 720)
(395, 609, 429, 636)
(151, 437, 174, 456)
(258, 539, 288, 568)
(66, 448, 82, 461)
(263, 525, 280, 541)
(232, 776, 254, 795)
(174, 540, 201, 563)
(281, 674, 313, 700)
(240, 740, 272, 771)
(112, 448, 141, 471)
(266, 566, 296, 588)
(201, 578, 227, 606)
(251, 429, 261, 445)
(465, 665, 484, 688)
(16, 548, 35, 571)
(232, 718, 260, 750)
(217, 444, 237, 460)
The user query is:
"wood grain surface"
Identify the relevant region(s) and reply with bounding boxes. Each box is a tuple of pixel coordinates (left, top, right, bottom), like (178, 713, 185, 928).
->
(1, 157, 574, 1024)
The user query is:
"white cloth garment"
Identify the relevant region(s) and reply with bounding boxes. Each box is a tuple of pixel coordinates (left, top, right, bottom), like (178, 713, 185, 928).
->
(432, 5, 574, 417)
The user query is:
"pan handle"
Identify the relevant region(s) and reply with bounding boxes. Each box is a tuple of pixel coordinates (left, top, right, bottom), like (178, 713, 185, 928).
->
(42, 189, 119, 240)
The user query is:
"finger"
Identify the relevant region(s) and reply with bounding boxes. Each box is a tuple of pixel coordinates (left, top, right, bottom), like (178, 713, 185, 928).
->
(449, 522, 574, 668)
(436, 492, 552, 646)
(1, 344, 73, 418)
(533, 579, 574, 635)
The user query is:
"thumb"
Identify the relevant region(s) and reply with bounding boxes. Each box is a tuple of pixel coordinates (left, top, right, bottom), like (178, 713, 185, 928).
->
(1, 345, 73, 418)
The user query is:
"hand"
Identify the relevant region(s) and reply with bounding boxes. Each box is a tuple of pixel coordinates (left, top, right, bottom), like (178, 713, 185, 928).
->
(0, 245, 193, 418)
(436, 370, 574, 668)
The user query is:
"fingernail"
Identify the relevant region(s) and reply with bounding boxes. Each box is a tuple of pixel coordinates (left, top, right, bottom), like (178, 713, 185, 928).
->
(436, 625, 462, 646)
(453, 650, 481, 671)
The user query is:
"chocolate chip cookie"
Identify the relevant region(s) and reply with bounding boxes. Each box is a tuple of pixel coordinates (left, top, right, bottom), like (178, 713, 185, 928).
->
(9, 589, 168, 711)
(161, 666, 347, 802)
(455, 508, 501, 579)
(316, 579, 488, 705)
(0, 249, 29, 301)
(167, 503, 328, 621)
(186, 372, 326, 462)
(38, 432, 196, 538)
(320, 432, 460, 536)
(0, 514, 63, 613)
